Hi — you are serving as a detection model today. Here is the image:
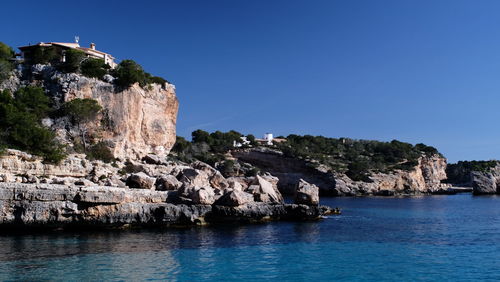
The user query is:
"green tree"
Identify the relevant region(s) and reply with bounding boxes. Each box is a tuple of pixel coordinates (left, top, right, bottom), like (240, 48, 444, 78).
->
(0, 42, 14, 61)
(27, 46, 60, 65)
(60, 49, 85, 73)
(172, 136, 190, 153)
(112, 59, 147, 89)
(63, 98, 102, 150)
(0, 42, 14, 82)
(0, 60, 12, 82)
(0, 88, 65, 163)
(81, 58, 110, 79)
(87, 141, 115, 163)
(14, 86, 50, 119)
(192, 129, 210, 143)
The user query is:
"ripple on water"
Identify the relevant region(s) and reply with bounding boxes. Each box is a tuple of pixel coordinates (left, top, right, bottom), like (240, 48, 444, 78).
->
(0, 194, 499, 281)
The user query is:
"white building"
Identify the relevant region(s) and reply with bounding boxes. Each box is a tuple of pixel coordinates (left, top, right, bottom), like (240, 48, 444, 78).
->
(233, 136, 251, 148)
(18, 41, 117, 68)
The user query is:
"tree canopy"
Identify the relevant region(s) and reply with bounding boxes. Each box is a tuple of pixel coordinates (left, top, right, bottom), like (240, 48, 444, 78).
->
(0, 87, 65, 163)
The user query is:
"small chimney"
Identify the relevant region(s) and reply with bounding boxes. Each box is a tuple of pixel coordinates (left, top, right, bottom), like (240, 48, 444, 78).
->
(90, 43, 96, 50)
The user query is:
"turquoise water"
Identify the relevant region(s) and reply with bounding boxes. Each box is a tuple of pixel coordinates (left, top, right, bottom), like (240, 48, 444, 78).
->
(0, 194, 499, 281)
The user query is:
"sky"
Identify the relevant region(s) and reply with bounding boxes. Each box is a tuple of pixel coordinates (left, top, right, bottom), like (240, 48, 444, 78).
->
(1, 0, 500, 162)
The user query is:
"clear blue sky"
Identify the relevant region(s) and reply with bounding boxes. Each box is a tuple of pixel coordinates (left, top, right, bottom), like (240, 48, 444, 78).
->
(1, 0, 500, 162)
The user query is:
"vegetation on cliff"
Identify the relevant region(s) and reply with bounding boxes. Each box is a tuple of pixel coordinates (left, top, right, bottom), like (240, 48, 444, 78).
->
(0, 42, 14, 82)
(445, 160, 499, 184)
(171, 130, 252, 165)
(0, 87, 65, 163)
(171, 130, 442, 182)
(277, 135, 441, 181)
(0, 86, 111, 163)
(6, 41, 168, 89)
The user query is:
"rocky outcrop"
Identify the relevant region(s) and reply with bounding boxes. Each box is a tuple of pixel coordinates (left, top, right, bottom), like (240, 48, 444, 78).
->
(214, 190, 254, 207)
(1, 66, 179, 160)
(234, 148, 450, 196)
(59, 74, 179, 160)
(295, 179, 319, 206)
(126, 172, 156, 189)
(0, 149, 92, 179)
(0, 183, 330, 229)
(471, 166, 500, 195)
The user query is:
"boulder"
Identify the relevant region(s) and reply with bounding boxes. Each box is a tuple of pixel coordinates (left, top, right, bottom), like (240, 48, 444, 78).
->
(294, 179, 319, 206)
(156, 175, 182, 191)
(74, 179, 95, 187)
(472, 171, 499, 195)
(126, 172, 156, 189)
(142, 154, 166, 165)
(178, 168, 211, 187)
(246, 175, 283, 204)
(226, 177, 245, 191)
(191, 161, 229, 189)
(191, 187, 216, 205)
(215, 190, 254, 207)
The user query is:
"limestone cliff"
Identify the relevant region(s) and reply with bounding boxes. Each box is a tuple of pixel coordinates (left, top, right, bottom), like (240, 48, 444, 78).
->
(471, 165, 500, 195)
(56, 72, 179, 159)
(234, 148, 450, 196)
(1, 65, 179, 160)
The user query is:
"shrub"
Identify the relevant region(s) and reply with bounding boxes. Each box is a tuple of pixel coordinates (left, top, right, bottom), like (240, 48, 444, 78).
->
(59, 49, 85, 73)
(87, 142, 115, 163)
(0, 42, 13, 82)
(192, 129, 210, 143)
(63, 98, 102, 150)
(81, 58, 110, 79)
(111, 60, 169, 89)
(111, 59, 147, 89)
(172, 136, 190, 153)
(0, 87, 66, 163)
(63, 98, 102, 124)
(25, 46, 60, 65)
(14, 86, 50, 119)
(0, 60, 12, 82)
(0, 42, 14, 61)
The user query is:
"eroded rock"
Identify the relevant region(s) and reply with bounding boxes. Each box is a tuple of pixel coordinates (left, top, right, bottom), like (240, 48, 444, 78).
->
(295, 179, 319, 206)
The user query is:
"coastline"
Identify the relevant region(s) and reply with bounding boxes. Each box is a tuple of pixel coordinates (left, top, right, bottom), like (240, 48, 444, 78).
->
(0, 183, 331, 231)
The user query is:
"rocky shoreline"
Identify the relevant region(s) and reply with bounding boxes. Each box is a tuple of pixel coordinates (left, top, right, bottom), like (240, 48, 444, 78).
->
(0, 183, 331, 231)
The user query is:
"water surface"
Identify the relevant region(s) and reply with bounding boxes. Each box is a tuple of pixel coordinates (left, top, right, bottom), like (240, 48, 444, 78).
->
(0, 194, 499, 281)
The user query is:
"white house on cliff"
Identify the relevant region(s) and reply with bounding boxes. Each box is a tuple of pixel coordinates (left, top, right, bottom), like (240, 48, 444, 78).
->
(18, 41, 116, 68)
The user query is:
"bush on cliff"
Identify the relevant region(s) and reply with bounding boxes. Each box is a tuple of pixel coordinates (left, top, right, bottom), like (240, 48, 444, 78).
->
(170, 130, 243, 166)
(58, 49, 85, 73)
(0, 42, 14, 82)
(81, 58, 110, 79)
(112, 59, 168, 89)
(24, 46, 60, 65)
(277, 135, 442, 177)
(112, 60, 148, 89)
(63, 98, 102, 150)
(445, 160, 499, 184)
(0, 87, 65, 163)
(87, 141, 115, 163)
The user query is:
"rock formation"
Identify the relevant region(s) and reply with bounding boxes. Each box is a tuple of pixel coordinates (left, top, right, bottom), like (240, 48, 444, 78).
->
(471, 165, 500, 195)
(0, 149, 330, 229)
(58, 73, 178, 159)
(295, 179, 319, 206)
(234, 148, 450, 196)
(1, 65, 179, 160)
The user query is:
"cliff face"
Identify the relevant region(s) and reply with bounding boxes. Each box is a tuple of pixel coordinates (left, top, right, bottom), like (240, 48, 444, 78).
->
(56, 73, 179, 159)
(234, 148, 449, 196)
(1, 66, 179, 160)
(334, 155, 449, 196)
(471, 165, 500, 195)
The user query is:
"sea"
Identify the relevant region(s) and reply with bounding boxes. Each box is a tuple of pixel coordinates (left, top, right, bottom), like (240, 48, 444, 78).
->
(0, 194, 498, 281)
